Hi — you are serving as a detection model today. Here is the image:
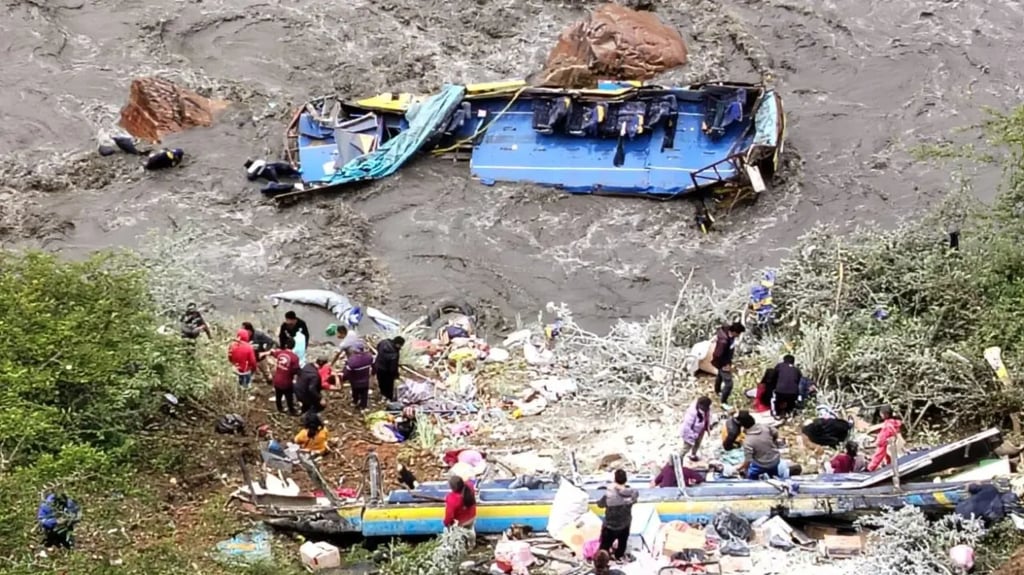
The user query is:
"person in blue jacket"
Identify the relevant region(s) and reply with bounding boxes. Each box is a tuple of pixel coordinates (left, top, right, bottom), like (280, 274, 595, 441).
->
(37, 493, 81, 548)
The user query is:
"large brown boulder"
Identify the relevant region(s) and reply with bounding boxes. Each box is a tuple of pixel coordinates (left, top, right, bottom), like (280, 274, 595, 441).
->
(537, 3, 688, 89)
(119, 77, 228, 143)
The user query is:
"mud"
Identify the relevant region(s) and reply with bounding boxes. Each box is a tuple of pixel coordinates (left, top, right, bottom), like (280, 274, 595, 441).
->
(2, 0, 1023, 329)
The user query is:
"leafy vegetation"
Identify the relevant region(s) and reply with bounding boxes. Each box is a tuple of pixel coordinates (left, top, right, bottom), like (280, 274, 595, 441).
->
(0, 251, 303, 574)
(669, 106, 1024, 434)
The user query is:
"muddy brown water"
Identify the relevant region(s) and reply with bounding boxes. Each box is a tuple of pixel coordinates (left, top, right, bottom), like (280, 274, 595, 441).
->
(1, 0, 1023, 332)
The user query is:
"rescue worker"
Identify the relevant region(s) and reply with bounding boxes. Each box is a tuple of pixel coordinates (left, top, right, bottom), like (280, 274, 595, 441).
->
(270, 338, 300, 415)
(722, 410, 753, 451)
(711, 322, 746, 406)
(328, 323, 363, 367)
(738, 418, 782, 480)
(374, 336, 404, 402)
(278, 311, 310, 349)
(771, 354, 802, 419)
(241, 321, 275, 383)
(227, 329, 258, 389)
(295, 358, 326, 414)
(344, 344, 374, 410)
(444, 475, 477, 546)
(144, 148, 184, 170)
(180, 303, 211, 340)
(37, 493, 81, 549)
(597, 469, 638, 562)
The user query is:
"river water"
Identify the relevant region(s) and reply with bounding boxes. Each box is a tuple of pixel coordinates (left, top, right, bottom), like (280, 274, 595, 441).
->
(1, 0, 1022, 331)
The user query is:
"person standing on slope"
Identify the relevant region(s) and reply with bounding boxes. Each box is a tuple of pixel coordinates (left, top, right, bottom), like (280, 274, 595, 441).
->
(227, 329, 258, 389)
(711, 322, 746, 407)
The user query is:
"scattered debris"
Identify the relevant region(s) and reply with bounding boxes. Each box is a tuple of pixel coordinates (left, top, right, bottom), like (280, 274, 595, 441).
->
(212, 524, 272, 566)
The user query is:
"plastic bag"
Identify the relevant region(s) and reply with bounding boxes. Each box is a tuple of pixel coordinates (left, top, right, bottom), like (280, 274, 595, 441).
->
(546, 478, 589, 535)
(712, 509, 751, 542)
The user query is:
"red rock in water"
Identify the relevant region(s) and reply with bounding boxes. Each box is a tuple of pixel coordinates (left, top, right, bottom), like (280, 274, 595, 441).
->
(118, 77, 228, 143)
(537, 3, 688, 88)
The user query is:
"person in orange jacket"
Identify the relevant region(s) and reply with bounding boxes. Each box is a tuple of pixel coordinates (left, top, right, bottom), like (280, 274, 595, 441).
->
(867, 406, 903, 471)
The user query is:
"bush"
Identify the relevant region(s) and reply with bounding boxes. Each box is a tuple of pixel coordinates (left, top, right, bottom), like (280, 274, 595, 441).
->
(719, 108, 1024, 431)
(0, 251, 208, 467)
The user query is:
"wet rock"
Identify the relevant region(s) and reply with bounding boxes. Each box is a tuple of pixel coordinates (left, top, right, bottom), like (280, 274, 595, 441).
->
(536, 3, 688, 88)
(119, 77, 228, 144)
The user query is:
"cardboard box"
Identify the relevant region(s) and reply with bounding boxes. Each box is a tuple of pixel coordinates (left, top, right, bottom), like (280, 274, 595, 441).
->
(662, 526, 707, 557)
(299, 541, 341, 571)
(628, 503, 663, 555)
(822, 534, 864, 558)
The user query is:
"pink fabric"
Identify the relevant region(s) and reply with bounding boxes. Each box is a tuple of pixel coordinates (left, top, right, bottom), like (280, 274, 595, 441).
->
(458, 449, 484, 466)
(582, 538, 601, 560)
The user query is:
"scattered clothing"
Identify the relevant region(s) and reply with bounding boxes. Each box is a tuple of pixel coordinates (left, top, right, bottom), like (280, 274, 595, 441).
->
(228, 329, 258, 388)
(955, 483, 1022, 527)
(144, 148, 184, 170)
(801, 418, 851, 448)
(830, 452, 855, 474)
(112, 135, 143, 155)
(867, 418, 903, 471)
(294, 427, 329, 454)
(597, 485, 638, 560)
(742, 424, 781, 479)
(653, 462, 706, 488)
(245, 159, 301, 183)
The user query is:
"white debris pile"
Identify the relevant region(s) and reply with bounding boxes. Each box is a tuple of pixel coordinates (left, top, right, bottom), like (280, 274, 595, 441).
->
(843, 506, 984, 575)
(534, 299, 715, 410)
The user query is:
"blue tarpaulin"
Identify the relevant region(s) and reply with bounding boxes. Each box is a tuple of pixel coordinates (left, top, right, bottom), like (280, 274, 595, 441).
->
(323, 84, 467, 186)
(212, 524, 272, 566)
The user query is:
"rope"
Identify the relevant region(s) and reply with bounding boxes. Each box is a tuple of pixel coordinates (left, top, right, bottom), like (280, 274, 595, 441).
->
(430, 87, 529, 155)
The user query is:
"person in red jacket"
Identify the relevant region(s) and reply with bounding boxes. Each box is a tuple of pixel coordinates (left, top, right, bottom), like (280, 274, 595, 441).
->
(867, 406, 903, 471)
(228, 329, 258, 389)
(270, 339, 300, 415)
(443, 475, 477, 544)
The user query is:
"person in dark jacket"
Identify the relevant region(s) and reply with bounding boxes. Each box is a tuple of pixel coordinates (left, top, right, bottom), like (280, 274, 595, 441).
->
(278, 311, 311, 349)
(180, 303, 211, 340)
(242, 321, 276, 383)
(295, 359, 325, 414)
(711, 322, 746, 406)
(37, 493, 81, 548)
(722, 410, 754, 450)
(374, 336, 404, 402)
(244, 158, 301, 183)
(771, 355, 802, 418)
(597, 469, 638, 561)
(144, 148, 184, 170)
(344, 343, 374, 409)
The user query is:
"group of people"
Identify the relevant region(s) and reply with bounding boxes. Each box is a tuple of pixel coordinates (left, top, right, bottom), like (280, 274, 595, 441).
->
(677, 392, 904, 482)
(225, 311, 407, 414)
